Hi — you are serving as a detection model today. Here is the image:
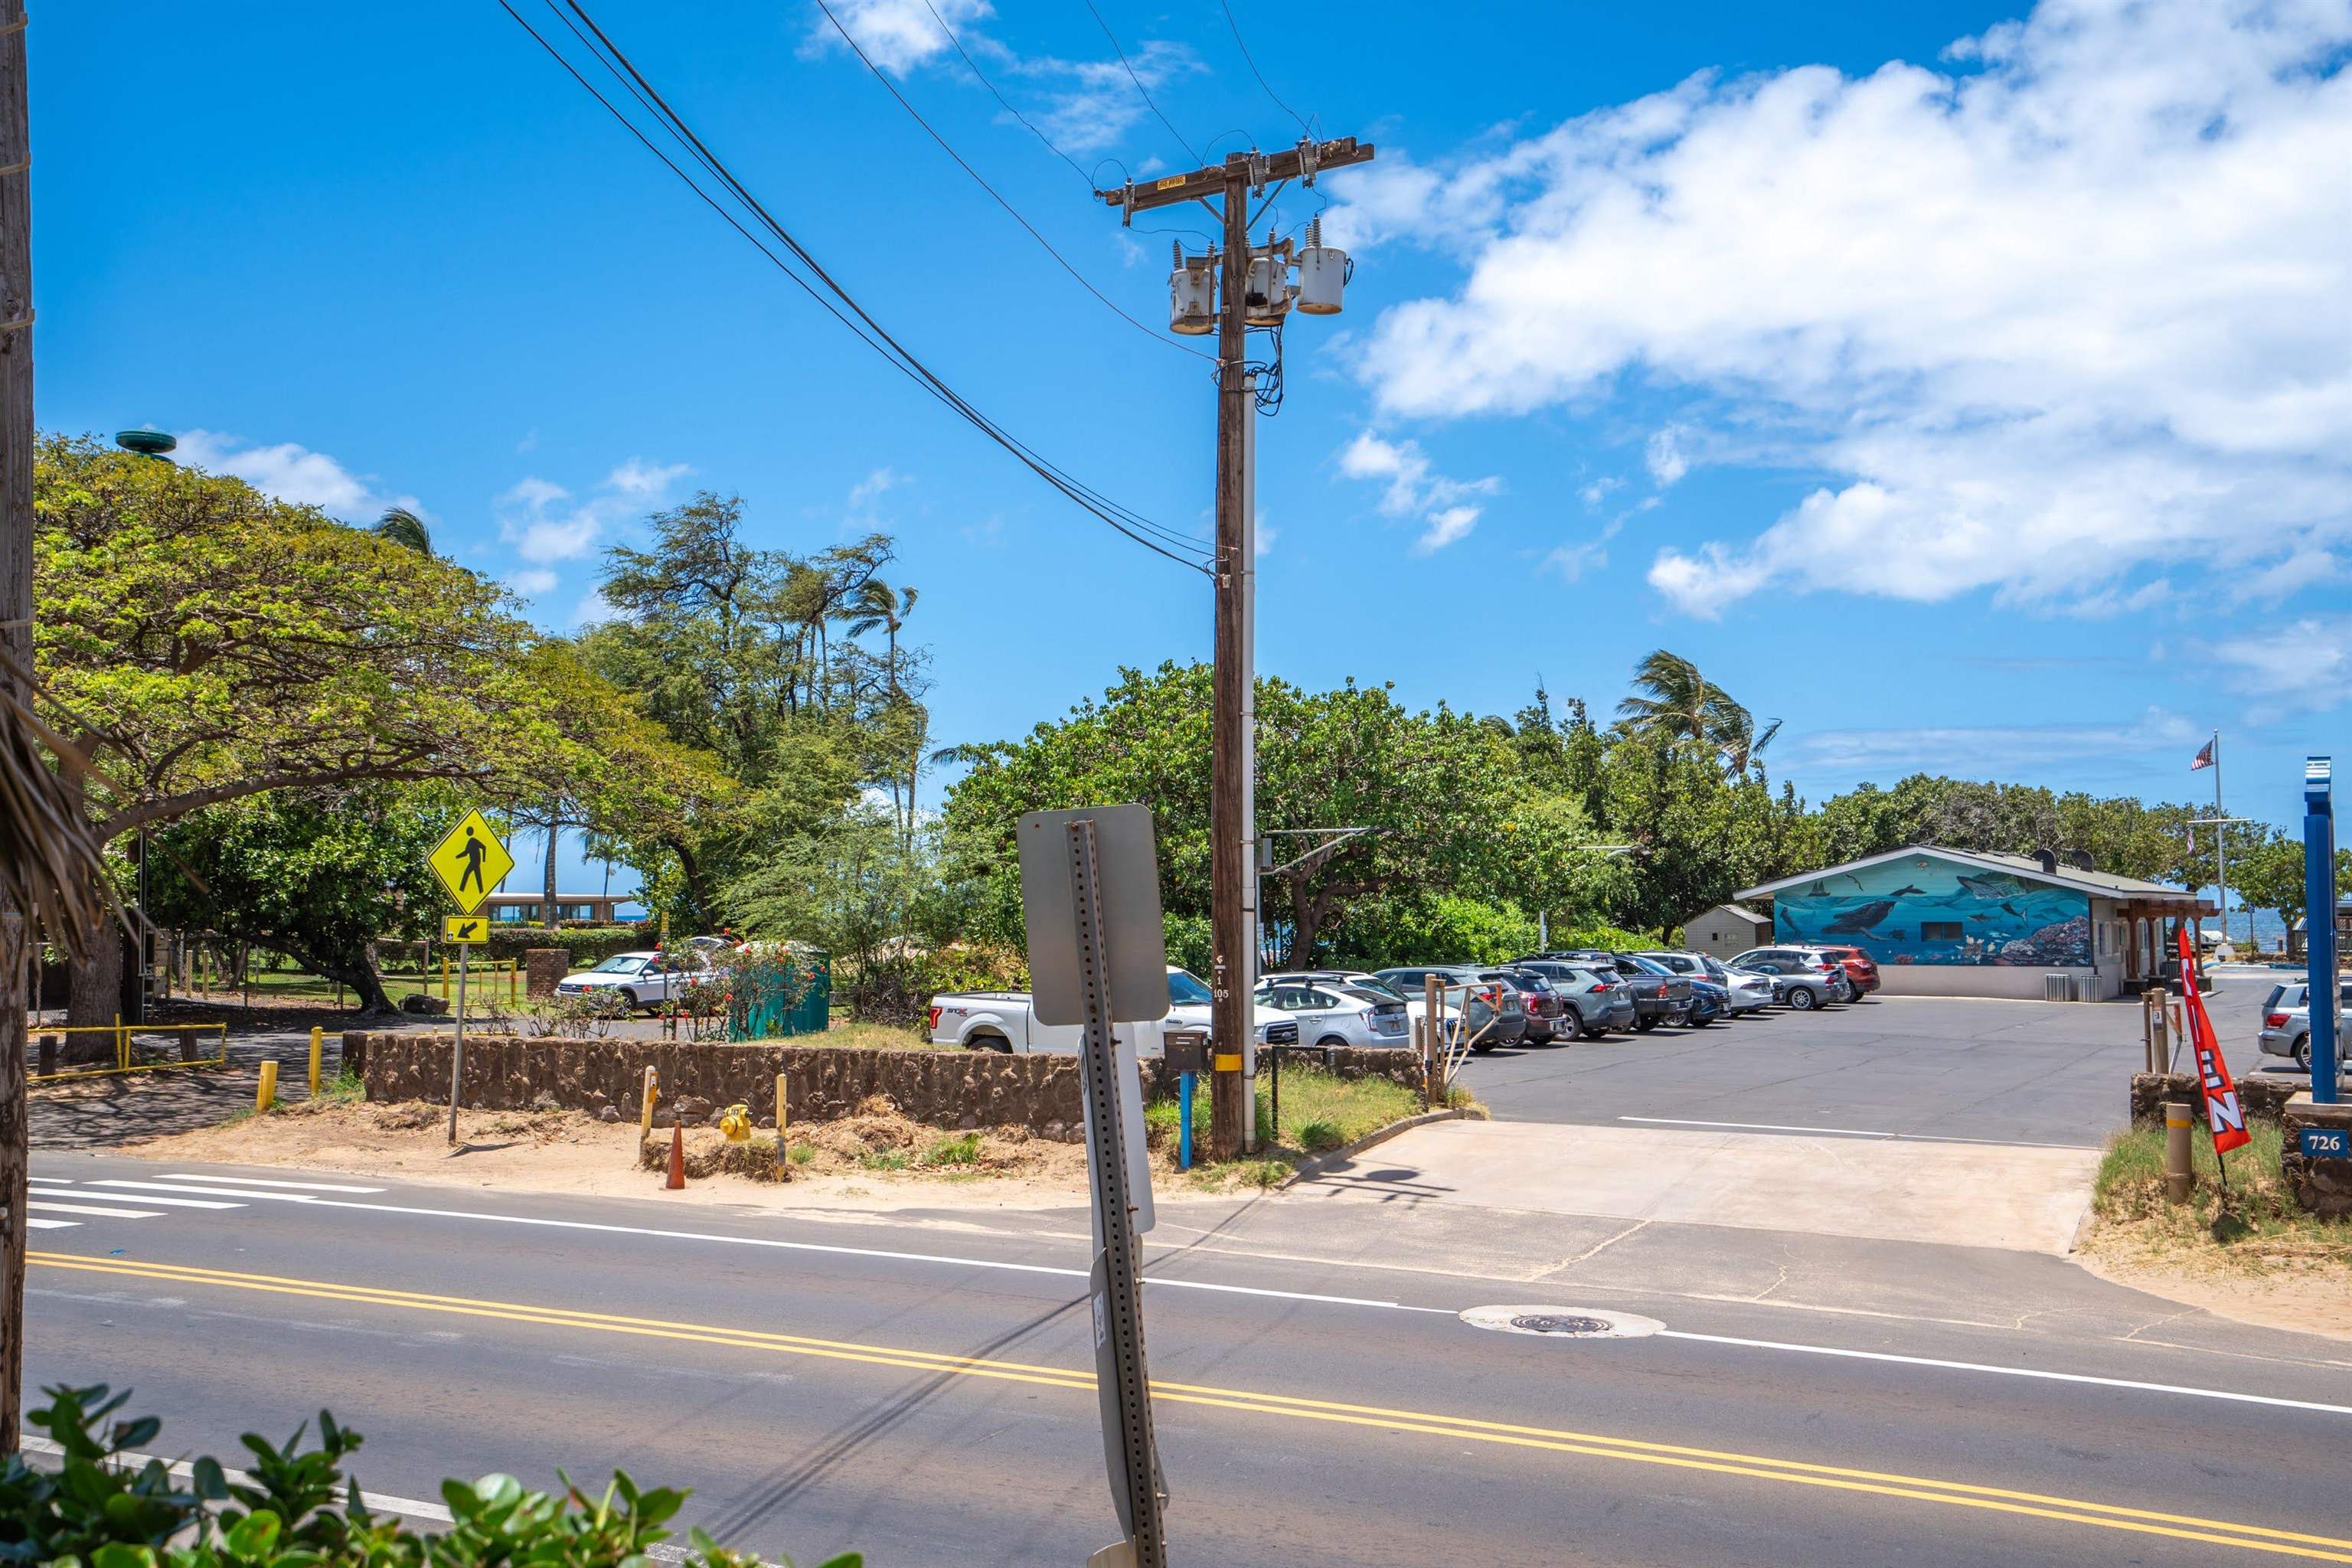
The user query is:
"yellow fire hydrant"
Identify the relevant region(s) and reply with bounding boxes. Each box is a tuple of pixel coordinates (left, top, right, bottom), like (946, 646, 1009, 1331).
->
(717, 1102, 753, 1143)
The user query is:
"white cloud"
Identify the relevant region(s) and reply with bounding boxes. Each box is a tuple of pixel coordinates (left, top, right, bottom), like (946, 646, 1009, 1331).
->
(1578, 475, 1622, 508)
(573, 588, 616, 628)
(1784, 707, 2200, 775)
(1645, 426, 1690, 487)
(606, 458, 690, 495)
(1415, 505, 1481, 554)
(1337, 430, 1501, 552)
(174, 430, 423, 521)
(1019, 42, 1200, 155)
(1547, 516, 1624, 582)
(799, 0, 991, 72)
(1254, 514, 1276, 557)
(1342, 0, 2352, 616)
(848, 466, 905, 507)
(510, 568, 559, 596)
(498, 459, 684, 566)
(2203, 616, 2352, 713)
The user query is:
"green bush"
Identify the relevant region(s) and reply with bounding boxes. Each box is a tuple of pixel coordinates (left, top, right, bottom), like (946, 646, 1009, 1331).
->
(1293, 1118, 1345, 1153)
(1542, 921, 1664, 952)
(0, 1383, 857, 1568)
(479, 926, 653, 965)
(923, 1132, 984, 1167)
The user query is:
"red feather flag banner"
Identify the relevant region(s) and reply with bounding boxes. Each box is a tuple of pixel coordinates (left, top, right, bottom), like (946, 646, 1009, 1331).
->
(2174, 927, 2252, 1155)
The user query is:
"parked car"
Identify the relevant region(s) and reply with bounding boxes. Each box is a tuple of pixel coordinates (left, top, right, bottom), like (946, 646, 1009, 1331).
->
(926, 965, 1295, 1054)
(555, 951, 691, 1013)
(1255, 978, 1413, 1050)
(1729, 947, 1847, 1010)
(1610, 953, 1695, 1030)
(1474, 968, 1568, 1044)
(1262, 969, 1405, 1001)
(1809, 944, 1882, 998)
(1374, 965, 1527, 1051)
(2259, 978, 2352, 1079)
(1638, 950, 1774, 1015)
(1508, 959, 1638, 1037)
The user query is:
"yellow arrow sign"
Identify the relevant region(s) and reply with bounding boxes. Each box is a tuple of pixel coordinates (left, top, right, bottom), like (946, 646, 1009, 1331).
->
(442, 915, 488, 945)
(426, 809, 513, 916)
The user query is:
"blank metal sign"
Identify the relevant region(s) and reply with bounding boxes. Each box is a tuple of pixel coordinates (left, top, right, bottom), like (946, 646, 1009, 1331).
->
(1017, 805, 1170, 1026)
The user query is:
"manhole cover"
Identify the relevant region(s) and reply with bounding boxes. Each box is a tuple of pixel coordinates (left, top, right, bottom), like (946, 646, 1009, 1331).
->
(1459, 1305, 1665, 1339)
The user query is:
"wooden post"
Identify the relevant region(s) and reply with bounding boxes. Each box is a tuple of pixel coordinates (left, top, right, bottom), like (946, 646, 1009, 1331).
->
(0, 0, 32, 1452)
(178, 1027, 195, 1064)
(1424, 975, 1442, 1105)
(0, 916, 28, 1455)
(1207, 155, 1251, 1165)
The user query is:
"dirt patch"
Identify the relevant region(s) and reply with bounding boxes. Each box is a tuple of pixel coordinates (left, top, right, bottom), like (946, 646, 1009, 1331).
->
(2076, 1122, 2352, 1341)
(115, 1092, 1292, 1211)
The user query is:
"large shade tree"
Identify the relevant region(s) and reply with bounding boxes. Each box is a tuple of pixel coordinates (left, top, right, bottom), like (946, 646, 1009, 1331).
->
(31, 434, 692, 1024)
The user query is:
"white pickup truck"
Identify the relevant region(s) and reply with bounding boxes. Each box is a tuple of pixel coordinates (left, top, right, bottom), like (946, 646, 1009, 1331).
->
(926, 965, 1298, 1055)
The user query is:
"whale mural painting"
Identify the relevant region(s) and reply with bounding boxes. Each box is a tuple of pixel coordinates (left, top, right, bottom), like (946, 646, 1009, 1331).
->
(1772, 854, 2092, 967)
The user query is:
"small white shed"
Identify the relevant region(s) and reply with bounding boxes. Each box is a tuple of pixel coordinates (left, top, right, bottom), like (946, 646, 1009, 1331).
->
(1682, 903, 1772, 962)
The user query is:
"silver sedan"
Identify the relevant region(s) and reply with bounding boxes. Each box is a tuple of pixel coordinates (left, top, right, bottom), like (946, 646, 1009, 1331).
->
(1254, 981, 1413, 1050)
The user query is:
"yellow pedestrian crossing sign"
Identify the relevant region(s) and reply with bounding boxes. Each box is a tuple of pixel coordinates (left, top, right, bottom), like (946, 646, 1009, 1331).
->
(427, 809, 512, 916)
(442, 915, 489, 945)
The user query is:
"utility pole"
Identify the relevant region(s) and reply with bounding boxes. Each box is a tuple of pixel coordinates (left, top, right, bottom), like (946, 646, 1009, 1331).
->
(1098, 137, 1374, 1161)
(0, 0, 31, 1455)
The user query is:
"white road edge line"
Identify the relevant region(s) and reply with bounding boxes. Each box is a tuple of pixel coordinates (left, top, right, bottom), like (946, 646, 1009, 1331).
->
(33, 1191, 243, 1211)
(25, 1218, 75, 1230)
(157, 1173, 384, 1193)
(15, 1434, 452, 1523)
(1657, 1330, 2352, 1417)
(1616, 1116, 2100, 1151)
(28, 1202, 165, 1220)
(80, 1185, 1424, 1312)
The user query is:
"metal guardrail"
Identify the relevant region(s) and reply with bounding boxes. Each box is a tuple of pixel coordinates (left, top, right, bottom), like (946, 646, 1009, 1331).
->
(28, 1021, 229, 1083)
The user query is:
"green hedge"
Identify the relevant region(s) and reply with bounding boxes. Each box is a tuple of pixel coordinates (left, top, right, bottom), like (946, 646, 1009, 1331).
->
(475, 925, 655, 964)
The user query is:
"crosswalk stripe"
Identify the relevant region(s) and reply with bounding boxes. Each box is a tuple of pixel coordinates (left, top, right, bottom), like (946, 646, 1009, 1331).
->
(33, 1190, 242, 1210)
(155, 1174, 384, 1194)
(28, 1201, 165, 1220)
(25, 1218, 75, 1230)
(93, 1181, 316, 1204)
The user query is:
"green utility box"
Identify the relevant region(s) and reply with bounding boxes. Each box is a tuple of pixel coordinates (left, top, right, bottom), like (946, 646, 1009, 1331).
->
(727, 944, 831, 1040)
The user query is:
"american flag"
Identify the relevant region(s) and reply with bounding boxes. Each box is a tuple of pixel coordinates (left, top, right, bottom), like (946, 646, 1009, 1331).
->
(2190, 737, 2215, 771)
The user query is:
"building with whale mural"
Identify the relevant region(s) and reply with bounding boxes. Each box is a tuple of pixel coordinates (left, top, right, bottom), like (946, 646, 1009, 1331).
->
(1733, 847, 2207, 1000)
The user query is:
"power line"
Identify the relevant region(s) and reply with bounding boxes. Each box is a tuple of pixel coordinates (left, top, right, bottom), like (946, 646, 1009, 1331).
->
(812, 0, 1214, 362)
(920, 0, 1092, 185)
(1081, 0, 1201, 166)
(494, 0, 1214, 572)
(1217, 0, 1312, 138)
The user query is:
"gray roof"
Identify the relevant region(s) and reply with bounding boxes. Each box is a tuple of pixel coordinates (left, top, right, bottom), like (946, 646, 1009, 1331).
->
(1736, 844, 2199, 904)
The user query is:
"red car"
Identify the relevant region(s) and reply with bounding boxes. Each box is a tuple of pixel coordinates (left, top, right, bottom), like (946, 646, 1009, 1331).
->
(1808, 945, 1880, 997)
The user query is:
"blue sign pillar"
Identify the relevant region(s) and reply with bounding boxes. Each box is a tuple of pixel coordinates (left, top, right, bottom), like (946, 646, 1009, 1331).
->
(2305, 756, 2339, 1103)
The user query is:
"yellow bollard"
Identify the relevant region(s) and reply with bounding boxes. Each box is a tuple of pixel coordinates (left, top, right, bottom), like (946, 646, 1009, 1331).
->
(309, 1026, 323, 1096)
(775, 1073, 789, 1171)
(639, 1065, 659, 1147)
(256, 1060, 279, 1112)
(115, 1013, 126, 1071)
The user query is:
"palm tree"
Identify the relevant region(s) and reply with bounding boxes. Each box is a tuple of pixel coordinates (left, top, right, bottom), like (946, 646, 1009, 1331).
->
(373, 506, 433, 554)
(1614, 649, 1779, 773)
(844, 579, 921, 840)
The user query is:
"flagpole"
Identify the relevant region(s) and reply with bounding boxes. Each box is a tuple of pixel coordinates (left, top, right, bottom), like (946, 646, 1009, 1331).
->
(2212, 730, 2230, 950)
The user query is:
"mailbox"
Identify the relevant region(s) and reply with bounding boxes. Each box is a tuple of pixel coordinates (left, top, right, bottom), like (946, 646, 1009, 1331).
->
(1162, 1029, 1210, 1076)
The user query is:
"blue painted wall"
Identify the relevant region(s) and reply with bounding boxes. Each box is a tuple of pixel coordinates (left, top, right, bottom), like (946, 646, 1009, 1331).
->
(1773, 854, 2092, 967)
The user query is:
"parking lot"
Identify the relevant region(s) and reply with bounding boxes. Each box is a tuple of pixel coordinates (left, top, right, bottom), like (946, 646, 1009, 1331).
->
(1454, 983, 2280, 1148)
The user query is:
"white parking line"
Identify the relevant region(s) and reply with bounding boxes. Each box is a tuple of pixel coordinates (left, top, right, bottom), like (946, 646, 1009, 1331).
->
(25, 1218, 75, 1230)
(1616, 1116, 2100, 1152)
(28, 1201, 165, 1220)
(37, 1191, 244, 1210)
(155, 1173, 384, 1193)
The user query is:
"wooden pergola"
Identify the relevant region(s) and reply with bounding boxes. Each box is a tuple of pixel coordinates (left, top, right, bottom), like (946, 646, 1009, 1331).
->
(2115, 897, 2218, 987)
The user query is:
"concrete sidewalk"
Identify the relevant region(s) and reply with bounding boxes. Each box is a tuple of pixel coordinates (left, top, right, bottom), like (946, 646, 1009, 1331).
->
(1289, 1118, 2101, 1253)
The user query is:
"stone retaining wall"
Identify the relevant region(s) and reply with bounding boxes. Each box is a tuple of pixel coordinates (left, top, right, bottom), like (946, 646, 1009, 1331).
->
(2127, 1072, 2301, 1128)
(350, 1033, 1421, 1134)
(2280, 1094, 2352, 1217)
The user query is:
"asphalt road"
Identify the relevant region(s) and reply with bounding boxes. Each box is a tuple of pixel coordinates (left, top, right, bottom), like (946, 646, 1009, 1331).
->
(23, 1150, 2352, 1567)
(1456, 991, 2285, 1146)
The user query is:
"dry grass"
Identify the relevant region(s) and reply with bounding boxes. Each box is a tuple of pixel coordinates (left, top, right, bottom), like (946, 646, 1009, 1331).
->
(1144, 1066, 1481, 1189)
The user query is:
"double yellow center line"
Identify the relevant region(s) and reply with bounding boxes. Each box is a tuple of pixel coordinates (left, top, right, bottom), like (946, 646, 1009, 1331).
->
(34, 1250, 2352, 1562)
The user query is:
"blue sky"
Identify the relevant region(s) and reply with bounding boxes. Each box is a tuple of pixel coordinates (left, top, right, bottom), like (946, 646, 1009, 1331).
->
(38, 0, 2352, 896)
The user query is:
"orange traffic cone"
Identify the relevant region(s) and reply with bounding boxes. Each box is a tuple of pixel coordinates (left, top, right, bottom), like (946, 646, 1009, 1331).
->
(665, 1121, 686, 1190)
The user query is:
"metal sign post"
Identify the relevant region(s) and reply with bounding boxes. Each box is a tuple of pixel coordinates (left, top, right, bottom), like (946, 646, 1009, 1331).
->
(424, 809, 513, 1144)
(1070, 818, 1166, 1568)
(1017, 805, 1168, 1566)
(2306, 757, 2339, 1103)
